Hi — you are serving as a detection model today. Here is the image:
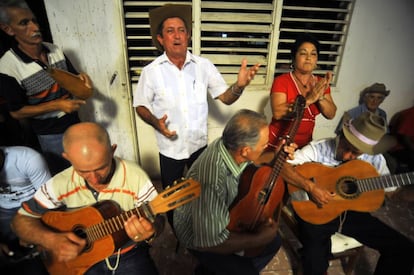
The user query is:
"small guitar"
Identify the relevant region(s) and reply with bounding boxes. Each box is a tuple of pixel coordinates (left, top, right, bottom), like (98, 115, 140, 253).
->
(47, 67, 93, 100)
(40, 178, 200, 275)
(35, 60, 93, 100)
(287, 160, 414, 224)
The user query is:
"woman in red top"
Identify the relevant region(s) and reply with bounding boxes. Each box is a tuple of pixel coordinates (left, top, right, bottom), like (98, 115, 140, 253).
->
(269, 33, 337, 148)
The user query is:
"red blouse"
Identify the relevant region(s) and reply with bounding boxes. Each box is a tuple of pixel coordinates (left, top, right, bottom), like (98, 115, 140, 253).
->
(268, 72, 330, 148)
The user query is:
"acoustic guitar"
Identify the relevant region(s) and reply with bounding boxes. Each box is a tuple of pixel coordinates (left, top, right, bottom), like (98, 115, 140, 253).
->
(228, 95, 306, 256)
(287, 160, 414, 224)
(39, 178, 200, 275)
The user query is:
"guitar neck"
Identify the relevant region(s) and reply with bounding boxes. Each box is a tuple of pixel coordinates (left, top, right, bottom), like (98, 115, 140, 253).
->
(85, 203, 153, 243)
(83, 179, 200, 244)
(357, 172, 414, 192)
(269, 96, 306, 183)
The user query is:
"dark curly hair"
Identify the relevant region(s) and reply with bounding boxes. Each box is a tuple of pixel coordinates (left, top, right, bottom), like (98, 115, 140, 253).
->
(291, 33, 320, 62)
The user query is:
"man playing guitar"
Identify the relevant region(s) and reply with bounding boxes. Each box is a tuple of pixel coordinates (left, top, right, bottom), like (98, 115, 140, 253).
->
(11, 122, 162, 275)
(285, 112, 414, 275)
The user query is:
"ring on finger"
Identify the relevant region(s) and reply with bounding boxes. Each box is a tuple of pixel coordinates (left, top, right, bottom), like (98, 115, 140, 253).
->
(134, 234, 141, 241)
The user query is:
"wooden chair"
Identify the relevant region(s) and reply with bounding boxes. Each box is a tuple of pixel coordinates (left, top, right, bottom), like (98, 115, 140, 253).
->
(278, 202, 364, 275)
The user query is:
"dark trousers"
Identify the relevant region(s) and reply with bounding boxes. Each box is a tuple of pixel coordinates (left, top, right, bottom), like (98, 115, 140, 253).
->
(86, 244, 158, 275)
(190, 235, 281, 275)
(297, 211, 414, 275)
(159, 146, 206, 227)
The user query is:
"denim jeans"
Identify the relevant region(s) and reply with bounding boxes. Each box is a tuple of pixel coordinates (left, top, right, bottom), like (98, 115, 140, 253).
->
(85, 244, 158, 275)
(37, 133, 70, 175)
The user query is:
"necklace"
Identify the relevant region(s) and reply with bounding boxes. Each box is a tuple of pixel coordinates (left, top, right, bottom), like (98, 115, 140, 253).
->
(292, 72, 311, 89)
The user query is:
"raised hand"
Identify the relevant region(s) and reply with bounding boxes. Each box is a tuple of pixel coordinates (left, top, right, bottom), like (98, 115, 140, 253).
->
(306, 71, 332, 105)
(236, 58, 261, 88)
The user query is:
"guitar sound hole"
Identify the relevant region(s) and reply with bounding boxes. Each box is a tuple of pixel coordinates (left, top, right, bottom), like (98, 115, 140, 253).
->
(73, 226, 91, 252)
(337, 177, 359, 199)
(74, 227, 87, 239)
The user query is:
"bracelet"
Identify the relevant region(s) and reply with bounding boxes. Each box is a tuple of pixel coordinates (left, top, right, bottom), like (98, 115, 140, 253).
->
(231, 84, 244, 97)
(145, 233, 156, 245)
(318, 95, 326, 101)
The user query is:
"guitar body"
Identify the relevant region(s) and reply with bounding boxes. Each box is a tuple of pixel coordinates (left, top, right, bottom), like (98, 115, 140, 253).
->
(37, 179, 201, 275)
(41, 201, 125, 275)
(228, 164, 284, 257)
(288, 160, 383, 225)
(228, 96, 306, 257)
(229, 164, 285, 231)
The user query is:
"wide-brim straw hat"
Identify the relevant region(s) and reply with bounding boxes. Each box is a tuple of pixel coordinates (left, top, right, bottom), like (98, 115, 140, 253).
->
(149, 4, 192, 51)
(342, 112, 396, 155)
(361, 83, 390, 97)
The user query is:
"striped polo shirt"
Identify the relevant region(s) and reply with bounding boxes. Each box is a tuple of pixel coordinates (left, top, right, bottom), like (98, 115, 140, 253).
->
(174, 138, 249, 249)
(19, 157, 157, 217)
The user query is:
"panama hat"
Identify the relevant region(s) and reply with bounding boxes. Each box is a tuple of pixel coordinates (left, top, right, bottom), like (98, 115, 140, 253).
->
(361, 83, 390, 97)
(342, 112, 396, 155)
(149, 4, 192, 51)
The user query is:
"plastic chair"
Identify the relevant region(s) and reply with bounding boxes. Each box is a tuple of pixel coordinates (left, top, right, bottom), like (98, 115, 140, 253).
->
(278, 202, 364, 275)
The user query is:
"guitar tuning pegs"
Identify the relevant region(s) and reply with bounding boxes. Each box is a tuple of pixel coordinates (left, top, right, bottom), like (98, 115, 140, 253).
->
(172, 177, 186, 186)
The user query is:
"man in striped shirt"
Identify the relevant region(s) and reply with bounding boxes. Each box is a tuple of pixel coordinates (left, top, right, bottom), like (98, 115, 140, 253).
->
(173, 109, 306, 274)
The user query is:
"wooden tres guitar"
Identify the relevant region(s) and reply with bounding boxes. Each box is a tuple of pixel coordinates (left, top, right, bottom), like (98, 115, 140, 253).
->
(287, 160, 414, 224)
(40, 178, 200, 275)
(228, 95, 306, 256)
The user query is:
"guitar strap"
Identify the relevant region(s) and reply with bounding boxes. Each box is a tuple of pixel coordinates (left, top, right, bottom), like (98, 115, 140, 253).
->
(338, 211, 347, 233)
(105, 248, 121, 274)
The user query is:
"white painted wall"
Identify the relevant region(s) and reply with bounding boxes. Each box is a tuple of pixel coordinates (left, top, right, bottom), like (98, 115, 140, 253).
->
(44, 0, 414, 179)
(43, 0, 139, 163)
(330, 0, 414, 140)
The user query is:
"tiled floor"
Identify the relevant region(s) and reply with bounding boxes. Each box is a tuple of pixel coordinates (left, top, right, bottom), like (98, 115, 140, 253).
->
(149, 185, 414, 275)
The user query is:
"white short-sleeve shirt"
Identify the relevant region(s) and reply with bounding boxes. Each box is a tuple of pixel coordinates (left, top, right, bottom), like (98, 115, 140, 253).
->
(133, 51, 228, 159)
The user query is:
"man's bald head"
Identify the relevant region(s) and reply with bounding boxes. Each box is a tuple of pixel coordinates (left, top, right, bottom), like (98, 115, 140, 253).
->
(62, 123, 117, 185)
(63, 122, 110, 150)
(62, 122, 112, 164)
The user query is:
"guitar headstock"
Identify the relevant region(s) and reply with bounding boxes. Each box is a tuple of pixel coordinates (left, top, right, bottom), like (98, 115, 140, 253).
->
(295, 95, 306, 109)
(284, 95, 306, 119)
(149, 178, 201, 215)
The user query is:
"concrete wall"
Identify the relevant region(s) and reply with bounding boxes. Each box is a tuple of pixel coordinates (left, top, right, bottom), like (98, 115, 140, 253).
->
(44, 0, 139, 163)
(44, 0, 414, 179)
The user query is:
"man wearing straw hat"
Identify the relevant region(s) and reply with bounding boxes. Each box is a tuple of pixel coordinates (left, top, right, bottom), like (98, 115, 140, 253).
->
(132, 5, 260, 219)
(335, 82, 391, 134)
(286, 112, 414, 275)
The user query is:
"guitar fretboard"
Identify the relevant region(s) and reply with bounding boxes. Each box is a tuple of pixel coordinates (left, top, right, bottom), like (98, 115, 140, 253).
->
(358, 172, 414, 192)
(85, 204, 151, 243)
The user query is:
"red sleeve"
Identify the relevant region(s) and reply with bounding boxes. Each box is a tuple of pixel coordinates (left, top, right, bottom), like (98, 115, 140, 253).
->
(270, 73, 299, 103)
